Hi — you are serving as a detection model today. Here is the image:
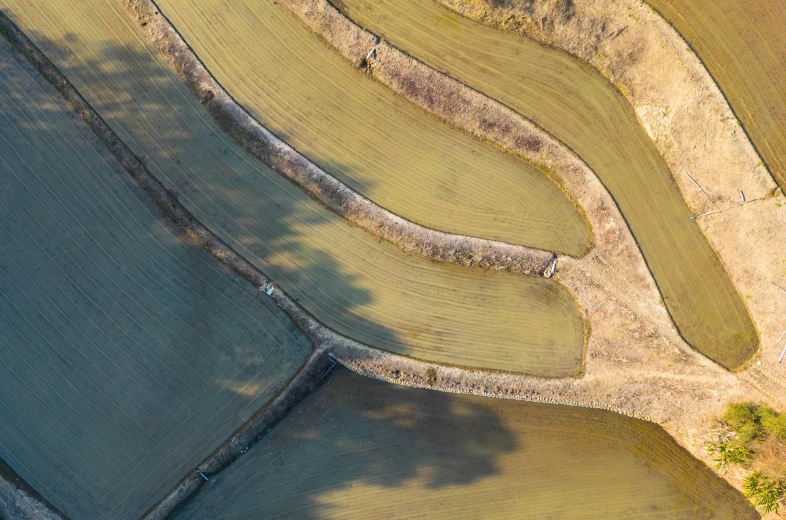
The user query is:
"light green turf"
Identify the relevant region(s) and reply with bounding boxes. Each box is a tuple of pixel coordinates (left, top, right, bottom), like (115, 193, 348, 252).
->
(336, 0, 758, 369)
(0, 0, 584, 376)
(0, 35, 311, 520)
(173, 369, 758, 519)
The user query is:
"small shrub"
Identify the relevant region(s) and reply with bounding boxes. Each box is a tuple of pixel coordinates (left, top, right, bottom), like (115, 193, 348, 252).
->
(761, 407, 786, 442)
(426, 367, 438, 386)
(723, 402, 764, 444)
(710, 440, 752, 470)
(743, 471, 785, 515)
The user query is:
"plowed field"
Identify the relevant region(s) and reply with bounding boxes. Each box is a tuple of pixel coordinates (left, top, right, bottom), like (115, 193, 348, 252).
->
(0, 0, 585, 376)
(0, 34, 311, 520)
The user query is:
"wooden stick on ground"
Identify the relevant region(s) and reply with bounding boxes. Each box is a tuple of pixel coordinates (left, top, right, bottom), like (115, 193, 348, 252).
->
(683, 170, 719, 211)
(776, 330, 786, 363)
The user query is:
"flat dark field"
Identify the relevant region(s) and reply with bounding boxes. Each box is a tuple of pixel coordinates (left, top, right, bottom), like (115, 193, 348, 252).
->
(0, 35, 311, 519)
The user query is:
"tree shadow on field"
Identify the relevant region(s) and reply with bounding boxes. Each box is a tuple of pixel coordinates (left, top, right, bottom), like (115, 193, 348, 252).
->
(14, 22, 402, 349)
(0, 16, 396, 519)
(171, 367, 520, 519)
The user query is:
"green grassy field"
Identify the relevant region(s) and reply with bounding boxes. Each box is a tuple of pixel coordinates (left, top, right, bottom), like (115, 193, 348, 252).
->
(172, 368, 757, 519)
(150, 0, 590, 256)
(648, 0, 786, 193)
(0, 0, 585, 376)
(0, 34, 312, 520)
(334, 0, 757, 370)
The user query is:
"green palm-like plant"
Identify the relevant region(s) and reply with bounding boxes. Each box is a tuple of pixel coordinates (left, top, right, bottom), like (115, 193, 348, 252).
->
(743, 471, 785, 515)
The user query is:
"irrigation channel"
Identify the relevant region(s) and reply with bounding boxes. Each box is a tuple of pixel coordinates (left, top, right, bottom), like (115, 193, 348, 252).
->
(0, 0, 585, 377)
(149, 0, 590, 257)
(331, 0, 757, 370)
(0, 33, 312, 519)
(647, 0, 786, 193)
(171, 368, 756, 519)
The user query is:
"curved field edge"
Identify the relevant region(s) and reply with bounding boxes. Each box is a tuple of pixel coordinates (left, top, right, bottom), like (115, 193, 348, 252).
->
(228, 0, 600, 258)
(118, 0, 559, 276)
(327, 0, 762, 370)
(0, 460, 66, 520)
(169, 368, 758, 520)
(644, 0, 786, 193)
(139, 0, 591, 258)
(432, 0, 783, 370)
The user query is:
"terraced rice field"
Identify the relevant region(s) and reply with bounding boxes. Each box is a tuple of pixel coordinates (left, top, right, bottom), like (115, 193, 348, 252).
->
(148, 0, 590, 256)
(648, 0, 786, 192)
(0, 0, 769, 516)
(0, 34, 312, 519)
(334, 0, 757, 369)
(0, 0, 585, 376)
(172, 368, 757, 519)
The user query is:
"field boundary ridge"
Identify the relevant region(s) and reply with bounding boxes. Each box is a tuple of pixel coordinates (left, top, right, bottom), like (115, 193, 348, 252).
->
(0, 458, 68, 520)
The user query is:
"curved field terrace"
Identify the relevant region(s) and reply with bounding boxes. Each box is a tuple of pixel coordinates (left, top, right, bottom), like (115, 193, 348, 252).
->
(0, 0, 783, 517)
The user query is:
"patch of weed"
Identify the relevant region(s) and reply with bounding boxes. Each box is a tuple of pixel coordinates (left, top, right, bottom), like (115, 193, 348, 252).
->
(710, 403, 786, 514)
(743, 471, 785, 515)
